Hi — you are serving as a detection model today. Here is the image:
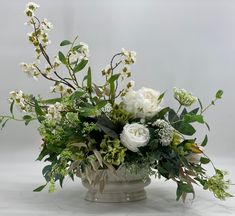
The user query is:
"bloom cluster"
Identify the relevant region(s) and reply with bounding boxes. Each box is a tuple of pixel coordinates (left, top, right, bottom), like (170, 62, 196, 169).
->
(174, 87, 197, 107)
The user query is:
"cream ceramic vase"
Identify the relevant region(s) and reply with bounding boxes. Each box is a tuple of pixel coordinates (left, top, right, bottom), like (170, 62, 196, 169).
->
(82, 166, 151, 203)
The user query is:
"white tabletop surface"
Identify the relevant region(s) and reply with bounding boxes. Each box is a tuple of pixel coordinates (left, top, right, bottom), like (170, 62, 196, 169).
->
(0, 148, 234, 216)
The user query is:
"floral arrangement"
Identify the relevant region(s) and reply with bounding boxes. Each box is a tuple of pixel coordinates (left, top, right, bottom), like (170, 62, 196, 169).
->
(0, 2, 232, 202)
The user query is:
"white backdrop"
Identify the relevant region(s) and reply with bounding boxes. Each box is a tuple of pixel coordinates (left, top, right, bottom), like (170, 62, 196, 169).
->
(0, 0, 235, 159)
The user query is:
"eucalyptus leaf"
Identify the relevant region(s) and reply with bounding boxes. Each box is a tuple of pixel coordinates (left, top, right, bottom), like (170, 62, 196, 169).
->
(33, 184, 47, 192)
(201, 135, 208, 147)
(216, 89, 223, 99)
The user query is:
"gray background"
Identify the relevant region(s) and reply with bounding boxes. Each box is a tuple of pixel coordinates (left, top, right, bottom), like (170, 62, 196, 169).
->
(0, 1, 235, 215)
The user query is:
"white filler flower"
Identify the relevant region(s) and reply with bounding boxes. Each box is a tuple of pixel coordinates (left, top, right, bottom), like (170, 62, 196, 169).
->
(122, 87, 162, 118)
(120, 123, 150, 152)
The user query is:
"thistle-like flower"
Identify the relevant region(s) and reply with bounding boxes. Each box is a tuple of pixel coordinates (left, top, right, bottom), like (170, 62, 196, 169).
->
(173, 87, 197, 107)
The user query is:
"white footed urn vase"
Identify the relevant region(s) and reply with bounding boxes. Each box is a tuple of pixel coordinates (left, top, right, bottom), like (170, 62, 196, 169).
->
(82, 166, 151, 203)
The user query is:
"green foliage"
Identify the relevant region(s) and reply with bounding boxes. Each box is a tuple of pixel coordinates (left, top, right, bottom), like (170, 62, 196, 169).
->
(58, 51, 67, 64)
(176, 182, 194, 201)
(74, 59, 88, 72)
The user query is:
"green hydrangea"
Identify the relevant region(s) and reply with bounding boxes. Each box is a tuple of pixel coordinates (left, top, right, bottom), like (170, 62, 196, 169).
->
(100, 135, 127, 166)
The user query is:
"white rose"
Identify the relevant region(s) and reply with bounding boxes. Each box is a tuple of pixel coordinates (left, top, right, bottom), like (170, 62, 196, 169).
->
(120, 123, 150, 152)
(122, 87, 162, 118)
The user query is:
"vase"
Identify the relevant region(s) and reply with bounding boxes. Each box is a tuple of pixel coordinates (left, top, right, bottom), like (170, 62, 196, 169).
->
(82, 166, 151, 203)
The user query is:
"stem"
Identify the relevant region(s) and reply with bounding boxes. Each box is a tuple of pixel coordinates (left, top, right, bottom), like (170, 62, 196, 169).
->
(32, 16, 76, 90)
(176, 104, 182, 114)
(201, 99, 217, 114)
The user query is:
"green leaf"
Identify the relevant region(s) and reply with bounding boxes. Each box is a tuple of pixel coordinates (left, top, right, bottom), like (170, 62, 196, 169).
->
(73, 45, 83, 51)
(33, 184, 47, 192)
(74, 59, 88, 72)
(184, 114, 204, 124)
(173, 122, 196, 136)
(60, 40, 71, 46)
(200, 157, 210, 164)
(10, 100, 14, 116)
(33, 98, 45, 123)
(108, 74, 120, 83)
(41, 98, 61, 104)
(96, 100, 108, 109)
(58, 51, 67, 64)
(87, 67, 92, 94)
(158, 91, 165, 103)
(69, 91, 84, 100)
(205, 122, 210, 131)
(1, 119, 9, 129)
(23, 115, 33, 126)
(216, 89, 223, 99)
(201, 135, 208, 147)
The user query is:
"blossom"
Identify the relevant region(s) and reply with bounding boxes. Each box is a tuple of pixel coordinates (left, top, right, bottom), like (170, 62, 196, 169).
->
(50, 83, 72, 96)
(45, 102, 64, 121)
(79, 42, 89, 58)
(68, 51, 79, 64)
(25, 2, 39, 17)
(120, 123, 150, 152)
(121, 48, 136, 65)
(101, 65, 112, 78)
(122, 87, 162, 118)
(41, 18, 53, 31)
(153, 119, 174, 146)
(20, 62, 39, 80)
(9, 90, 31, 112)
(174, 87, 197, 107)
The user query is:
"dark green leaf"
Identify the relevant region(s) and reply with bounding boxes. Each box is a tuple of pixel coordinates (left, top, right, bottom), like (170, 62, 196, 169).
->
(173, 122, 196, 136)
(58, 51, 67, 64)
(189, 107, 199, 115)
(23, 115, 33, 126)
(74, 59, 88, 72)
(1, 119, 9, 129)
(60, 40, 71, 46)
(10, 100, 14, 116)
(201, 135, 208, 147)
(33, 184, 47, 192)
(216, 89, 223, 99)
(96, 114, 118, 139)
(33, 98, 44, 119)
(168, 108, 179, 123)
(200, 157, 210, 164)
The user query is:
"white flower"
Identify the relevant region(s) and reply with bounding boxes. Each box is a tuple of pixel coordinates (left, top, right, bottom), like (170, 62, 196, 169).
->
(50, 83, 72, 96)
(46, 102, 64, 121)
(122, 87, 162, 118)
(9, 90, 31, 112)
(120, 123, 150, 152)
(173, 87, 197, 107)
(121, 48, 136, 65)
(20, 62, 39, 80)
(101, 65, 112, 78)
(79, 42, 89, 58)
(41, 18, 53, 31)
(25, 2, 39, 17)
(68, 51, 79, 64)
(153, 119, 174, 146)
